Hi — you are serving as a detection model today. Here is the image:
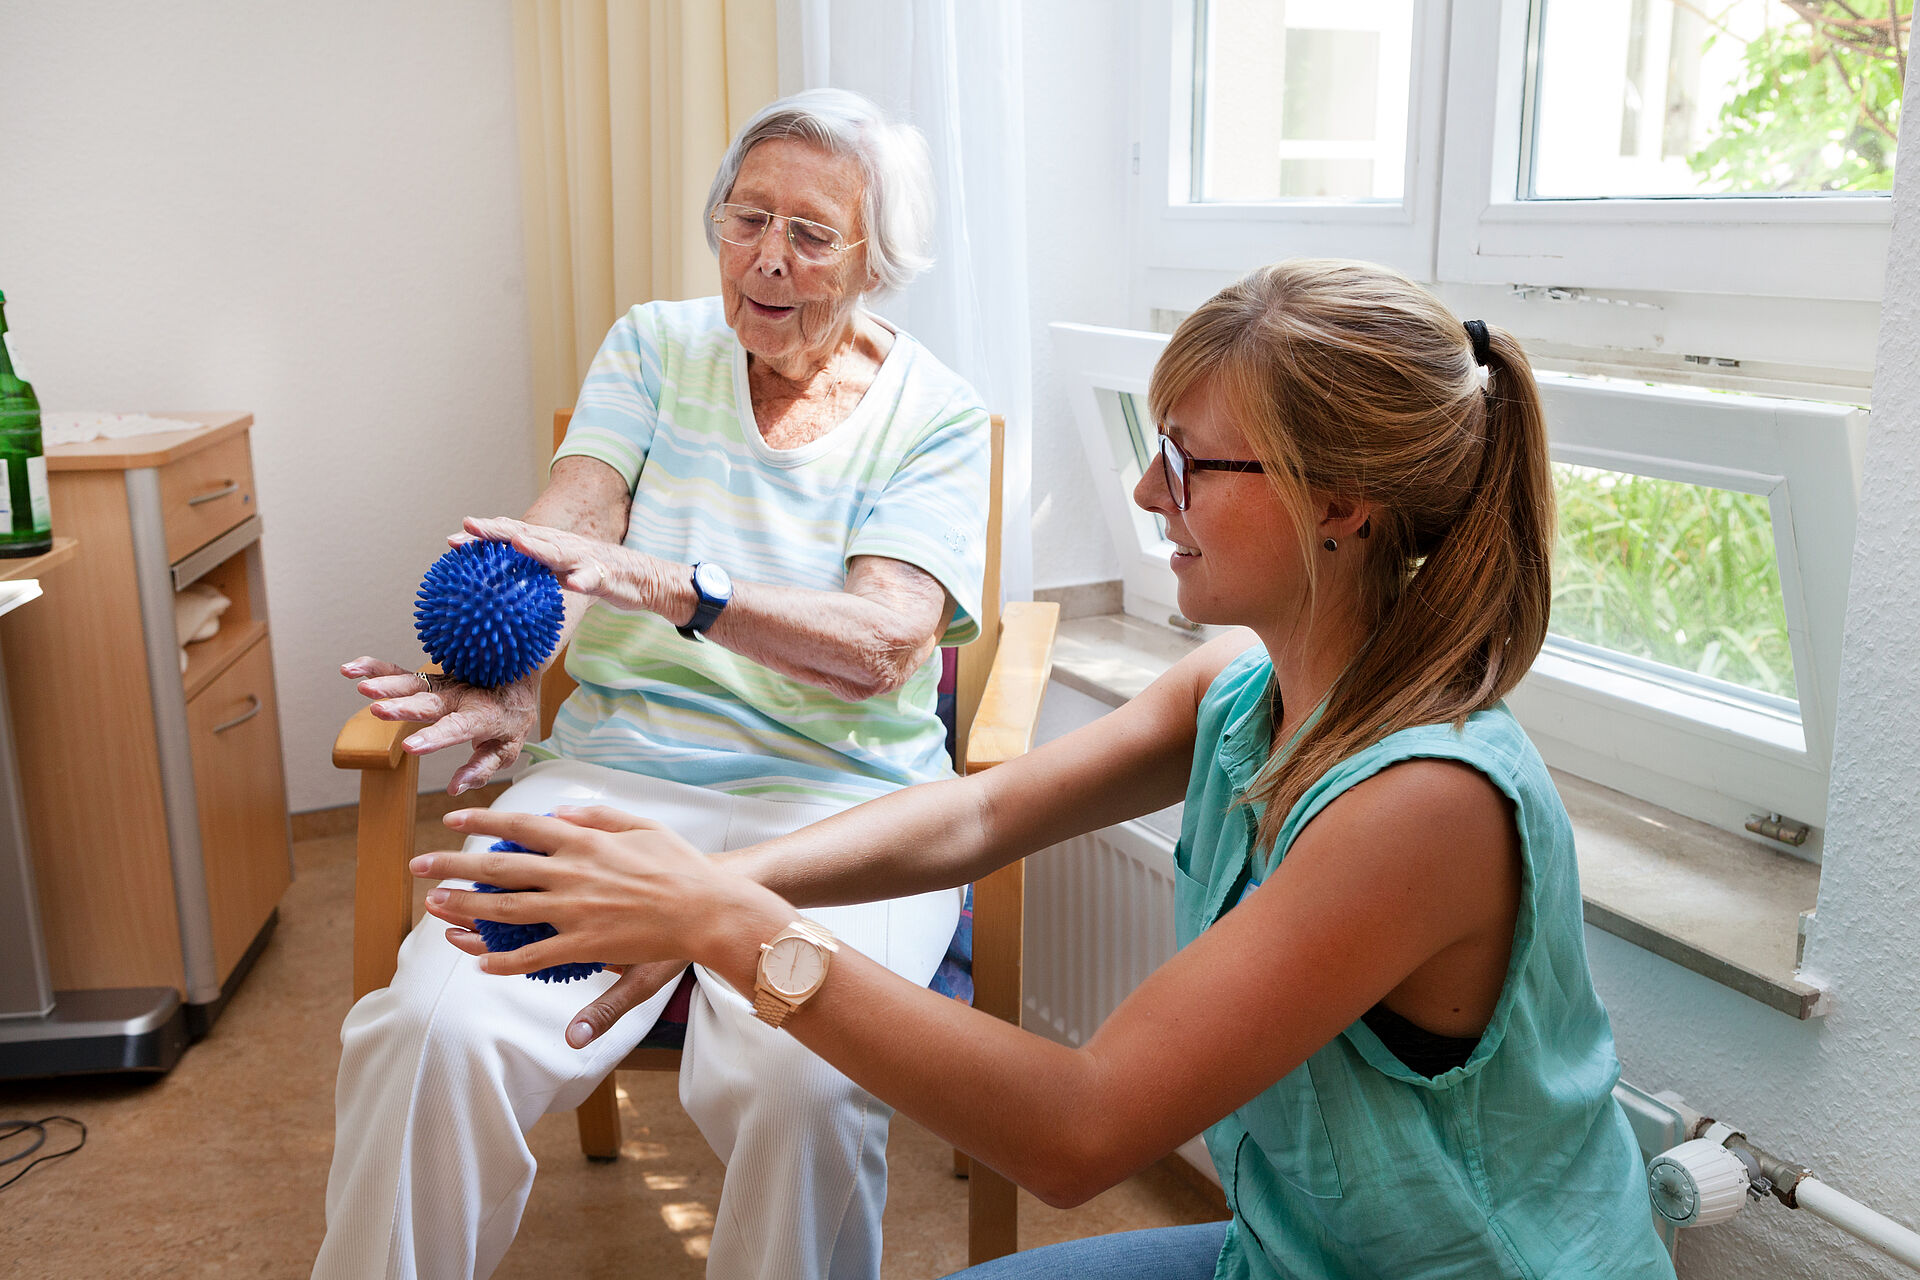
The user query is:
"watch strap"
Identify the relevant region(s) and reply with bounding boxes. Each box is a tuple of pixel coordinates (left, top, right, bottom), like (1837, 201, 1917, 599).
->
(752, 987, 801, 1028)
(677, 562, 731, 641)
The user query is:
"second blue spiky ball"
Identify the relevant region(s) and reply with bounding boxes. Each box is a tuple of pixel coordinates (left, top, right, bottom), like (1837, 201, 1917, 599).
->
(414, 540, 563, 688)
(472, 838, 605, 985)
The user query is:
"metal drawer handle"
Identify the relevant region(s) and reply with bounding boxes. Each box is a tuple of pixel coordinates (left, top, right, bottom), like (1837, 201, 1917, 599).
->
(212, 694, 261, 734)
(188, 481, 240, 507)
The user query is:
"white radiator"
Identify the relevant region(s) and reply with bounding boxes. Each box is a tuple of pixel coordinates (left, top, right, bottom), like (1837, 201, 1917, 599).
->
(1022, 811, 1221, 1182)
(1023, 816, 1179, 1045)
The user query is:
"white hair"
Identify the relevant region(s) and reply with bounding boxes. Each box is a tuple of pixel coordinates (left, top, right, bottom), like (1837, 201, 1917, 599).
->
(704, 89, 935, 294)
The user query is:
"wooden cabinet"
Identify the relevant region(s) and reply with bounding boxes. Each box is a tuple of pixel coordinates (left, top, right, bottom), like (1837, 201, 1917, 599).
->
(0, 413, 290, 1033)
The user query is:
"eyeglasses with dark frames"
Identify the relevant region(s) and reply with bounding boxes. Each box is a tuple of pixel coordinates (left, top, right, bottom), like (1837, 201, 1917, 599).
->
(1156, 433, 1265, 512)
(710, 203, 867, 263)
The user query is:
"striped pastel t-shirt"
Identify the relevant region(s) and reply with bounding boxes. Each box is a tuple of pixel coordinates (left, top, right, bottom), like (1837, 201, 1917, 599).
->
(526, 296, 989, 806)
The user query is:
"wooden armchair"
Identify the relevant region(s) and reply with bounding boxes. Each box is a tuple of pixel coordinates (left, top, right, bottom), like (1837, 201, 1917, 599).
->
(332, 411, 1057, 1265)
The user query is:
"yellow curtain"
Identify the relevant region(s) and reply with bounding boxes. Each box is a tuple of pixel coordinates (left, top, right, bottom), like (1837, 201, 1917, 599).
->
(512, 0, 779, 427)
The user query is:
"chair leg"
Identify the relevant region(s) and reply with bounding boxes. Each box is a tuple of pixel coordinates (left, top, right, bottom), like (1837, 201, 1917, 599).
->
(967, 1164, 1019, 1265)
(576, 1072, 622, 1162)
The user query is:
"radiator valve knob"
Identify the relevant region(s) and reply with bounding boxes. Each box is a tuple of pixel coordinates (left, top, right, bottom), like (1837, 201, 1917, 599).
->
(1649, 1139, 1751, 1228)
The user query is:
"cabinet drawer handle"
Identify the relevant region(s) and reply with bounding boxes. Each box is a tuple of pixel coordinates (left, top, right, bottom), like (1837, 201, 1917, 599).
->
(188, 481, 240, 507)
(212, 695, 261, 734)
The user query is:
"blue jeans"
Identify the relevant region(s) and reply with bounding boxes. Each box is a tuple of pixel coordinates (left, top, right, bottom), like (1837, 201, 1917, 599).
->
(940, 1221, 1231, 1279)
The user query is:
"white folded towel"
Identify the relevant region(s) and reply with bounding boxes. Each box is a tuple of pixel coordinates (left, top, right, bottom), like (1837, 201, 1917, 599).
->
(42, 412, 202, 448)
(176, 583, 231, 672)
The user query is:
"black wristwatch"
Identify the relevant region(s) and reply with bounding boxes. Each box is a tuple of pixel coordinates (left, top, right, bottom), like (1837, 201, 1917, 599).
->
(677, 561, 734, 640)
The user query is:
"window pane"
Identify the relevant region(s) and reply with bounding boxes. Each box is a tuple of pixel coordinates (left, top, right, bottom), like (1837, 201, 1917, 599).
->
(1194, 0, 1414, 202)
(1119, 393, 1170, 542)
(1551, 463, 1797, 705)
(1530, 0, 1907, 198)
(1116, 391, 1155, 473)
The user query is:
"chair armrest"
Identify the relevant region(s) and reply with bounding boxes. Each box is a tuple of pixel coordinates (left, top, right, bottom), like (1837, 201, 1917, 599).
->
(333, 700, 423, 999)
(333, 705, 410, 770)
(964, 601, 1059, 1037)
(962, 601, 1060, 775)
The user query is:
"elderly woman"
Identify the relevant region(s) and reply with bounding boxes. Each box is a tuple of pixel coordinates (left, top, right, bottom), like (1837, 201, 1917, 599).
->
(313, 89, 989, 1280)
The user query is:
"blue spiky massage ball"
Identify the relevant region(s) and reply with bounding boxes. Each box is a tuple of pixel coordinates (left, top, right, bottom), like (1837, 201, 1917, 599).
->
(471, 838, 605, 985)
(414, 541, 563, 688)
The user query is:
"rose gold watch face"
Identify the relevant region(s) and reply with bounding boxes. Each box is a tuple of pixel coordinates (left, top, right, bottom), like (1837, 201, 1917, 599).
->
(764, 935, 827, 998)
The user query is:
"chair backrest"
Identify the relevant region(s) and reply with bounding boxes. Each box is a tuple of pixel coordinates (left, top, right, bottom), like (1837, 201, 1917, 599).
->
(538, 408, 1008, 764)
(536, 408, 579, 736)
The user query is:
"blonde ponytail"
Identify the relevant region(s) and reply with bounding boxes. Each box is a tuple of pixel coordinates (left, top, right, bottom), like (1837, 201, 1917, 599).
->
(1149, 261, 1555, 852)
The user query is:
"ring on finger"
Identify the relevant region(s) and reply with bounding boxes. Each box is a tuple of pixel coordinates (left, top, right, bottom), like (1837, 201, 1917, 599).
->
(413, 670, 455, 692)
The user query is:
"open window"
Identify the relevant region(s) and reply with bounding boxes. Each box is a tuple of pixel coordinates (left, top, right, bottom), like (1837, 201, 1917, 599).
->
(1051, 322, 1182, 628)
(1054, 319, 1865, 853)
(1511, 373, 1866, 855)
(1106, 0, 1897, 851)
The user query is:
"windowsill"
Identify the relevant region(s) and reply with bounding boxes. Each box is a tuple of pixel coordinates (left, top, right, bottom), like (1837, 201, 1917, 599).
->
(1035, 593, 1828, 1020)
(1551, 771, 1822, 1018)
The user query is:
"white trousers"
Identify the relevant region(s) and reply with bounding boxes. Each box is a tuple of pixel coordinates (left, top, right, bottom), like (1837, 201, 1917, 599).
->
(314, 759, 961, 1280)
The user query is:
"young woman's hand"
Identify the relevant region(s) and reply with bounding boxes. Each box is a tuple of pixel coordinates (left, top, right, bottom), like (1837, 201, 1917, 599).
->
(410, 805, 791, 979)
(434, 928, 691, 1051)
(341, 658, 542, 794)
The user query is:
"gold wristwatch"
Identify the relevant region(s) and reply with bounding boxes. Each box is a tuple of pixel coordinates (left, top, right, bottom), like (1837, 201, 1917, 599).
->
(752, 920, 840, 1028)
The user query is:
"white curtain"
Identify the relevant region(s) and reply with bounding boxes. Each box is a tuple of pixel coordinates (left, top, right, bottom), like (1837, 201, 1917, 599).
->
(780, 0, 1035, 602)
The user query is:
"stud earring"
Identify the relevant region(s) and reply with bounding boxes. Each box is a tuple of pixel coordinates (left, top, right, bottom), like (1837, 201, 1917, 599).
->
(1322, 537, 1339, 552)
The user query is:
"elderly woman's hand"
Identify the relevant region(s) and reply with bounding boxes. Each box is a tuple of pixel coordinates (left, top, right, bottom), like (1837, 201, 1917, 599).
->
(461, 515, 663, 615)
(412, 805, 792, 982)
(342, 657, 542, 794)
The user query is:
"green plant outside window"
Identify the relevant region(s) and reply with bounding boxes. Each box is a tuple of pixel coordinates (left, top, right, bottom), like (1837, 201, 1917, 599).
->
(1530, 0, 1908, 199)
(1550, 463, 1797, 701)
(1690, 0, 1909, 193)
(1120, 393, 1171, 543)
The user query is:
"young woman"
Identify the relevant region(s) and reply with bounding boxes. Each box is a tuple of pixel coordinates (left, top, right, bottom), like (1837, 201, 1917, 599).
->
(409, 260, 1677, 1279)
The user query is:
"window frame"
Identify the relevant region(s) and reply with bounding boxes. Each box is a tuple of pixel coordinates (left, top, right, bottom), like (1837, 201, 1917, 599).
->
(1104, 0, 1891, 848)
(1509, 373, 1866, 853)
(1434, 0, 1896, 302)
(1052, 325, 1866, 853)
(1051, 322, 1184, 628)
(1133, 0, 1453, 312)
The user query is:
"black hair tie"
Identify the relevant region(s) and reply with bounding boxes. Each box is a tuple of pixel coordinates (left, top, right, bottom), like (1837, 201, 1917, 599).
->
(1464, 319, 1492, 368)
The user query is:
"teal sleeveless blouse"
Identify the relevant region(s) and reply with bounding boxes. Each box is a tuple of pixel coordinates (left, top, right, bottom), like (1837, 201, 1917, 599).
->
(1177, 648, 1674, 1279)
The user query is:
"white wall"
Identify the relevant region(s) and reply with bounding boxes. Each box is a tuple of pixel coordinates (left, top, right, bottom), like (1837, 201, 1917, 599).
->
(0, 2, 539, 811)
(1584, 58, 1920, 1280)
(0, 0, 1138, 805)
(1022, 0, 1129, 593)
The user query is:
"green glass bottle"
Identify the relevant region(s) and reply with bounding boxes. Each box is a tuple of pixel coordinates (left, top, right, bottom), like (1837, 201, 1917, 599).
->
(0, 290, 53, 558)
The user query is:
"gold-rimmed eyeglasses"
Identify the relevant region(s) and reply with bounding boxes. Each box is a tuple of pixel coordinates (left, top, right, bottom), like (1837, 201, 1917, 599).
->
(710, 203, 867, 264)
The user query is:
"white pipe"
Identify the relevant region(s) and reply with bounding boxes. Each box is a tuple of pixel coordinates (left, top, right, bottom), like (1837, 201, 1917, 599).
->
(1794, 1178, 1920, 1271)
